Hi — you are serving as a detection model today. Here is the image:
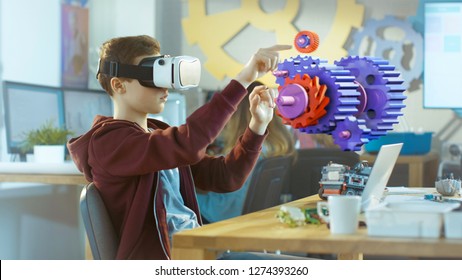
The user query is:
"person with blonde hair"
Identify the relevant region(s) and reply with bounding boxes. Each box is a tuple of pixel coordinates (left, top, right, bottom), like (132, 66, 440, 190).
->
(197, 81, 296, 223)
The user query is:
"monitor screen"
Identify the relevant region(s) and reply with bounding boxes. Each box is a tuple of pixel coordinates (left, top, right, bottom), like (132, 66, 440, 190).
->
(63, 88, 113, 136)
(149, 92, 187, 127)
(424, 2, 462, 108)
(2, 81, 65, 155)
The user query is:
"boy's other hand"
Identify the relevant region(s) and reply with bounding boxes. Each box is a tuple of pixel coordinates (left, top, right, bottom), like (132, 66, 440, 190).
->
(236, 45, 292, 88)
(248, 85, 276, 135)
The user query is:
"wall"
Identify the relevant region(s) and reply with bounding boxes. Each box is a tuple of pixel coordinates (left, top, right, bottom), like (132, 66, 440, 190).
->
(87, 0, 156, 90)
(0, 0, 61, 86)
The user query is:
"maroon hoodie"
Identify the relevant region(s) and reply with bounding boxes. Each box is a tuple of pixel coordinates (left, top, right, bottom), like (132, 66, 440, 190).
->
(67, 80, 266, 259)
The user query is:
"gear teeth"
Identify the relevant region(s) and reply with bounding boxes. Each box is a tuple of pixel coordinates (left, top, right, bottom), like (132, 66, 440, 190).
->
(387, 101, 406, 109)
(388, 84, 407, 92)
(377, 65, 395, 71)
(276, 56, 326, 86)
(381, 118, 400, 124)
(276, 56, 360, 134)
(335, 56, 407, 138)
(342, 89, 361, 97)
(275, 53, 407, 151)
(339, 97, 360, 106)
(332, 116, 371, 151)
(384, 72, 402, 79)
(276, 74, 330, 129)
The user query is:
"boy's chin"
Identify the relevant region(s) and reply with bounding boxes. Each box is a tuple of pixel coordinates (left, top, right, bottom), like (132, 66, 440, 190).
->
(151, 105, 165, 114)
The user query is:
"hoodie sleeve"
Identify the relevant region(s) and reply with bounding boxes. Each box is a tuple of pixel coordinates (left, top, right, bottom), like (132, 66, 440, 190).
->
(88, 80, 247, 177)
(190, 126, 267, 193)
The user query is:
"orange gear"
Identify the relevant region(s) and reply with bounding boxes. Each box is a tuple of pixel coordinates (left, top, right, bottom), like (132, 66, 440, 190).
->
(277, 74, 330, 129)
(294, 30, 320, 53)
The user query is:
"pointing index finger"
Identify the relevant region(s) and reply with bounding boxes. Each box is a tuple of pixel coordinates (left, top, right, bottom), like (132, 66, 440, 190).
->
(263, 44, 292, 52)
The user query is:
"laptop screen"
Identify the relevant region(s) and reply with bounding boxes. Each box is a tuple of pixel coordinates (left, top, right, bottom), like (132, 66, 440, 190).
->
(361, 143, 403, 211)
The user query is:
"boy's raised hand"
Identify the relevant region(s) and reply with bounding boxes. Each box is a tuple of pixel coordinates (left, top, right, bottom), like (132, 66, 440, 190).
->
(248, 85, 277, 136)
(236, 45, 292, 88)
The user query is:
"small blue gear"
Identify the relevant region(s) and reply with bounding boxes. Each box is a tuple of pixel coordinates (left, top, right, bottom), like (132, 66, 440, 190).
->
(349, 16, 423, 91)
(335, 56, 407, 139)
(331, 116, 371, 151)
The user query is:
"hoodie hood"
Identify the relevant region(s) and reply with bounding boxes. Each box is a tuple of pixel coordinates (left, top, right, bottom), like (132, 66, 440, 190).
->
(67, 115, 168, 182)
(67, 115, 112, 182)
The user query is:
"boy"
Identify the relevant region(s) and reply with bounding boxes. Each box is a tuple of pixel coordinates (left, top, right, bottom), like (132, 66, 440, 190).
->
(68, 35, 290, 259)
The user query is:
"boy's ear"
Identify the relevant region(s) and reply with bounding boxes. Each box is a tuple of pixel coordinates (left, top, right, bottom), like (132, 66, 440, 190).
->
(110, 77, 126, 94)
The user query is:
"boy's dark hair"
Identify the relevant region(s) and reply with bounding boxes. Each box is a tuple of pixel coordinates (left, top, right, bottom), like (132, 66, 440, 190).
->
(97, 35, 161, 95)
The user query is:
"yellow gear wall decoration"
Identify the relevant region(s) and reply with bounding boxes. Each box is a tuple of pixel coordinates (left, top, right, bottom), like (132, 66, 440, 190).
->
(182, 0, 364, 87)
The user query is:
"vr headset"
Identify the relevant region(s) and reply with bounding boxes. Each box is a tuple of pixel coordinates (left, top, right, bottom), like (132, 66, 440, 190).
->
(96, 55, 201, 90)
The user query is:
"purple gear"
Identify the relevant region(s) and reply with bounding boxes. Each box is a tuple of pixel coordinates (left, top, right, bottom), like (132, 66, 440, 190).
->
(296, 34, 310, 49)
(275, 56, 360, 133)
(331, 116, 371, 151)
(335, 56, 407, 139)
(299, 64, 360, 133)
(274, 55, 325, 86)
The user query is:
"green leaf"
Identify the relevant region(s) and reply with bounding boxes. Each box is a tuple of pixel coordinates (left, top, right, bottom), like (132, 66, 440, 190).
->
(20, 119, 74, 153)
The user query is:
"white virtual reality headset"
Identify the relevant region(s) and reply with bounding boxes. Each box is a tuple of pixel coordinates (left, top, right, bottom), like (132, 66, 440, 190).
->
(96, 55, 201, 90)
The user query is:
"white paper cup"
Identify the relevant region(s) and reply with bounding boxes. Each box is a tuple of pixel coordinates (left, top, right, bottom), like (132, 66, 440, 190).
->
(317, 196, 361, 234)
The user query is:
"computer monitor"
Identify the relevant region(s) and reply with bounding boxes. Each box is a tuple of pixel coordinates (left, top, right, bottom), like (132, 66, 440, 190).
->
(2, 81, 65, 158)
(424, 2, 462, 108)
(63, 88, 113, 137)
(149, 92, 187, 127)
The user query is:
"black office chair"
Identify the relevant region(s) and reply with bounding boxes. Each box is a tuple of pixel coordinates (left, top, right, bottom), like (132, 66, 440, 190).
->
(286, 148, 360, 200)
(242, 155, 293, 215)
(80, 182, 119, 260)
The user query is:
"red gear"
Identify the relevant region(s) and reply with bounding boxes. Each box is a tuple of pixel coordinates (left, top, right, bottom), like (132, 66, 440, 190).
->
(277, 74, 330, 129)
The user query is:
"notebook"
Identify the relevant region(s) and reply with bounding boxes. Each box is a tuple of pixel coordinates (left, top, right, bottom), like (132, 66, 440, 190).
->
(361, 143, 403, 211)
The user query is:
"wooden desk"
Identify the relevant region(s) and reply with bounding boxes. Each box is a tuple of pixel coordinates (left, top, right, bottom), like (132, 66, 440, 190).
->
(172, 194, 462, 260)
(0, 173, 88, 185)
(361, 151, 439, 187)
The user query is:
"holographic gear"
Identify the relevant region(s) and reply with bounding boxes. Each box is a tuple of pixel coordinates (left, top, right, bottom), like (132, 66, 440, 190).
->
(273, 54, 407, 150)
(276, 74, 329, 129)
(294, 30, 320, 53)
(331, 116, 371, 151)
(335, 56, 407, 139)
(275, 57, 360, 134)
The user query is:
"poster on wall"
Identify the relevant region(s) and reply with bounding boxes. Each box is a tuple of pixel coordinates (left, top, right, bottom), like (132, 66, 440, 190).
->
(61, 2, 89, 89)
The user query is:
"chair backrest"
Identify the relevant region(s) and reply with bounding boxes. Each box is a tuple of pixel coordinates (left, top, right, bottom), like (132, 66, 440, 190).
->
(242, 155, 293, 214)
(287, 148, 360, 200)
(80, 183, 119, 260)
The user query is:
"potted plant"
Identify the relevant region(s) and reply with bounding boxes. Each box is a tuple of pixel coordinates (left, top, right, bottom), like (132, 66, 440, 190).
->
(21, 120, 74, 163)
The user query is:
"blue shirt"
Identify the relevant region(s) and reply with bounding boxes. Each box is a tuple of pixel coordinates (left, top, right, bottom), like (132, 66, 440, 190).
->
(196, 169, 254, 223)
(197, 140, 271, 223)
(158, 168, 200, 242)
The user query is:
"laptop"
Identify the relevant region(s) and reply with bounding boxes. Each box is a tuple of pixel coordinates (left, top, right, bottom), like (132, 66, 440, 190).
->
(361, 143, 403, 211)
